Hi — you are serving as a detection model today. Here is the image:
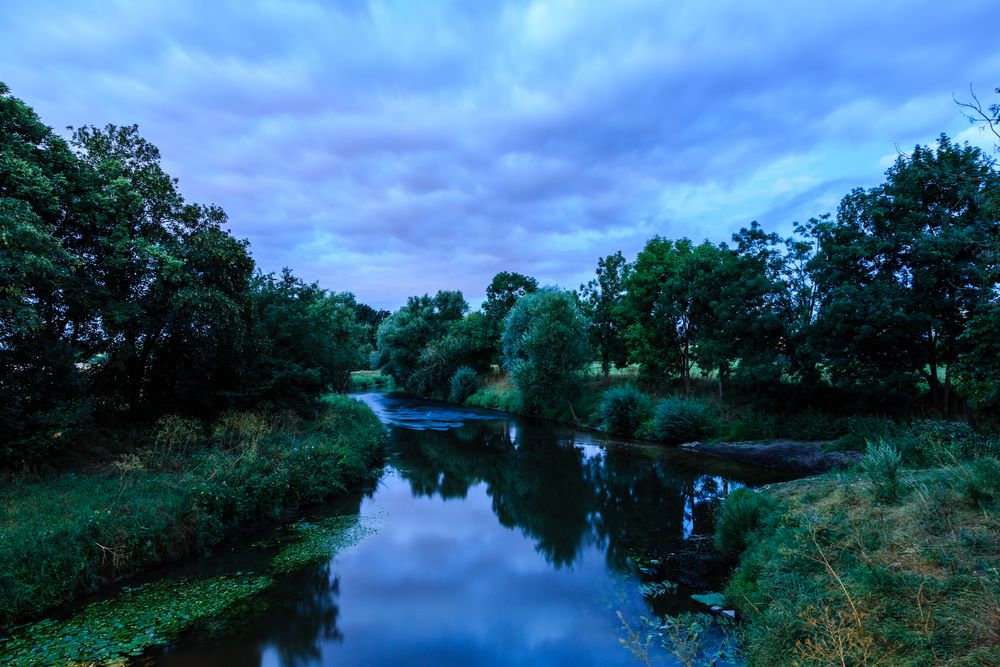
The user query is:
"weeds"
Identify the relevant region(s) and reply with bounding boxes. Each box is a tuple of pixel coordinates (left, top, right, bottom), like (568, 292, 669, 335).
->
(0, 396, 385, 631)
(861, 440, 903, 502)
(721, 463, 999, 665)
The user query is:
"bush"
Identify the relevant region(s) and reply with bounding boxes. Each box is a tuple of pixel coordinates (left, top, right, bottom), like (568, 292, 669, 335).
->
(893, 420, 989, 466)
(954, 456, 1000, 507)
(599, 385, 649, 436)
(448, 367, 479, 404)
(836, 415, 898, 452)
(861, 439, 902, 502)
(0, 395, 386, 631)
(714, 487, 778, 559)
(653, 397, 711, 444)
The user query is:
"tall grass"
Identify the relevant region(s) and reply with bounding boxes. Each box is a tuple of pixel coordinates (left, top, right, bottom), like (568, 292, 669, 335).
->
(0, 394, 385, 631)
(721, 460, 1000, 665)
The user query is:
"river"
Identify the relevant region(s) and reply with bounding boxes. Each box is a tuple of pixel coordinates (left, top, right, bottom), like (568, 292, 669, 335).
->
(140, 392, 789, 666)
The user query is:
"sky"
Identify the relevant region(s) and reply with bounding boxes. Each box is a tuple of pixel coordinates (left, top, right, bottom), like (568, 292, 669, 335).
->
(3, 0, 998, 310)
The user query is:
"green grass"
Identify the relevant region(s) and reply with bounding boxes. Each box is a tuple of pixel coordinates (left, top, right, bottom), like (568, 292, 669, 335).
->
(0, 394, 385, 632)
(350, 369, 396, 391)
(719, 458, 1000, 665)
(0, 514, 375, 666)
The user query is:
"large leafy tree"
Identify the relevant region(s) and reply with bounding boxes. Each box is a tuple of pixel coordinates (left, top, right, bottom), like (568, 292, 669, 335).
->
(578, 251, 630, 377)
(502, 288, 590, 415)
(0, 82, 98, 462)
(375, 291, 469, 393)
(240, 269, 368, 408)
(483, 271, 537, 363)
(71, 123, 257, 416)
(620, 237, 686, 383)
(809, 135, 998, 409)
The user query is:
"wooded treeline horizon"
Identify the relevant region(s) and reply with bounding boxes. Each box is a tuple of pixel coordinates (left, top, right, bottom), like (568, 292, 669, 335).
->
(3, 81, 999, 468)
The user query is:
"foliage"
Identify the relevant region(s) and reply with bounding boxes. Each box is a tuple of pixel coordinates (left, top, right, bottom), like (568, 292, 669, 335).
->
(448, 366, 479, 404)
(807, 135, 999, 410)
(374, 291, 482, 396)
(578, 251, 630, 376)
(239, 270, 369, 409)
(652, 397, 711, 444)
(0, 512, 374, 666)
(502, 288, 591, 415)
(0, 395, 385, 630)
(714, 487, 778, 559)
(0, 573, 273, 666)
(483, 271, 538, 362)
(890, 419, 995, 466)
(727, 469, 1000, 666)
(617, 611, 733, 667)
(860, 439, 902, 501)
(0, 83, 373, 467)
(465, 376, 521, 413)
(599, 385, 649, 436)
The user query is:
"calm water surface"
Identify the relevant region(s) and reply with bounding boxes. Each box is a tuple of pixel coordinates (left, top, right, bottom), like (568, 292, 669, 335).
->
(146, 392, 789, 666)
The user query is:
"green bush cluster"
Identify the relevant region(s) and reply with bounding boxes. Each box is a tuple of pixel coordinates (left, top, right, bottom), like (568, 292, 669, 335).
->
(714, 487, 778, 559)
(861, 439, 903, 502)
(448, 366, 480, 404)
(652, 397, 712, 444)
(0, 395, 385, 631)
(598, 385, 650, 436)
(892, 420, 995, 466)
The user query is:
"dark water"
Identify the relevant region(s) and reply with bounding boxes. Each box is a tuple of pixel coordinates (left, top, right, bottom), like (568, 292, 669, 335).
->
(146, 393, 790, 666)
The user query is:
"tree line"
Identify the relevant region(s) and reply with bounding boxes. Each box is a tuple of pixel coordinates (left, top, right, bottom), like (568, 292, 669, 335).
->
(375, 134, 999, 418)
(0, 83, 386, 468)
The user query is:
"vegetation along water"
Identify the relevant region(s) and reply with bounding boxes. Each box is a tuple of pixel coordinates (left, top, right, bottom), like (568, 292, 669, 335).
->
(2, 82, 999, 664)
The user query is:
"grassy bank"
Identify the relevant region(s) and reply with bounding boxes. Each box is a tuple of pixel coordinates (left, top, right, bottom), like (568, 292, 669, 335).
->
(350, 369, 396, 391)
(714, 426, 999, 665)
(0, 394, 385, 632)
(464, 372, 874, 446)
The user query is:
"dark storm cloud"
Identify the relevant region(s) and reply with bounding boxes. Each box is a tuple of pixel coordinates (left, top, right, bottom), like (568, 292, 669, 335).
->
(2, 0, 998, 308)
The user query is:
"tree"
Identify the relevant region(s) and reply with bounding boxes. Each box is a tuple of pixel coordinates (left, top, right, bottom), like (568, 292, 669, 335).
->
(375, 291, 469, 393)
(956, 85, 1000, 151)
(483, 271, 537, 362)
(578, 251, 630, 377)
(0, 81, 97, 463)
(809, 135, 999, 410)
(502, 288, 590, 415)
(240, 270, 368, 409)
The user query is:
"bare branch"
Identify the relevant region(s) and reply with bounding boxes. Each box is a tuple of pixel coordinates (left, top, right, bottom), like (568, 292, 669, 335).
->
(954, 84, 1000, 146)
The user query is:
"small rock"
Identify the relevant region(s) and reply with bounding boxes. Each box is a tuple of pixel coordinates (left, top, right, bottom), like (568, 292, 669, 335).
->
(722, 610, 736, 619)
(709, 605, 723, 614)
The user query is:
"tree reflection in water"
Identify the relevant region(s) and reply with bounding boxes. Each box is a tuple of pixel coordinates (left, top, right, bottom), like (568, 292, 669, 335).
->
(389, 416, 760, 574)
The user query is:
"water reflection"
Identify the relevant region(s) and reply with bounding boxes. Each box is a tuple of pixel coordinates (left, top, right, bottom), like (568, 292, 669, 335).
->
(146, 392, 788, 667)
(384, 402, 772, 576)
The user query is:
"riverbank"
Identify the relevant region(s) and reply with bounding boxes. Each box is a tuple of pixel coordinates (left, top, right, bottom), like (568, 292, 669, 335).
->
(457, 373, 858, 473)
(0, 394, 385, 633)
(680, 440, 860, 473)
(716, 457, 999, 665)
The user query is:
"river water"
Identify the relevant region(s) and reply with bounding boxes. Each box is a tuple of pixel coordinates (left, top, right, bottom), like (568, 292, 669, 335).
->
(143, 392, 788, 666)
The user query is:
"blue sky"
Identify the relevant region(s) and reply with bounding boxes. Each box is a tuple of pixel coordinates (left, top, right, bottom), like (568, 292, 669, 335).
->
(3, 0, 998, 309)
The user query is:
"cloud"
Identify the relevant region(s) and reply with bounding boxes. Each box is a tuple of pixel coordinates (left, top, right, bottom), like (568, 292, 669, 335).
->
(3, 0, 998, 308)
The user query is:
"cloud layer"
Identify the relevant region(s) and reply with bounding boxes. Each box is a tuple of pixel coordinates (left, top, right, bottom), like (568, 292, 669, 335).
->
(4, 0, 998, 308)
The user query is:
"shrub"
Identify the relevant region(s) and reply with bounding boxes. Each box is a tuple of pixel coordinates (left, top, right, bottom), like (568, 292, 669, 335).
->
(599, 385, 649, 436)
(861, 439, 902, 502)
(836, 416, 898, 452)
(714, 487, 778, 559)
(954, 456, 1000, 507)
(653, 397, 711, 444)
(448, 367, 479, 404)
(894, 420, 987, 466)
